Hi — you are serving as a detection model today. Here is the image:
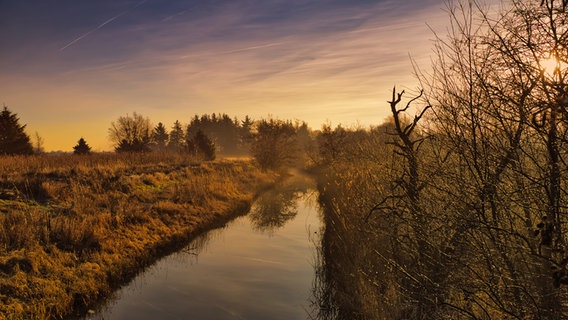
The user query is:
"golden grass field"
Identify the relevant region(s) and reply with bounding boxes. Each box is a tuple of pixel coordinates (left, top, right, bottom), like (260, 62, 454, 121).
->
(0, 153, 276, 319)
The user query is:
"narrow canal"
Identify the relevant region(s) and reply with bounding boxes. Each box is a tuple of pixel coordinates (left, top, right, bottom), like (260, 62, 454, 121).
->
(83, 175, 324, 319)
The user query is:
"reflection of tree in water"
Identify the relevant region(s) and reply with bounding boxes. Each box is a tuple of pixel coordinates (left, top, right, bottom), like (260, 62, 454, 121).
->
(308, 201, 363, 320)
(249, 174, 312, 233)
(249, 191, 298, 232)
(309, 227, 341, 320)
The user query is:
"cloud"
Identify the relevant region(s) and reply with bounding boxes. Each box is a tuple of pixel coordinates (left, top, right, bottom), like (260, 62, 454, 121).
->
(0, 0, 451, 150)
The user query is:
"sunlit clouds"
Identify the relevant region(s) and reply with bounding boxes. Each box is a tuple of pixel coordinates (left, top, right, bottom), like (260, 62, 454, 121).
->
(1, 0, 449, 151)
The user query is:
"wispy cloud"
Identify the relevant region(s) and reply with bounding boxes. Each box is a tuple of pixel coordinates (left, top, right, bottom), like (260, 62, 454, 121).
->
(0, 0, 456, 151)
(49, 0, 446, 122)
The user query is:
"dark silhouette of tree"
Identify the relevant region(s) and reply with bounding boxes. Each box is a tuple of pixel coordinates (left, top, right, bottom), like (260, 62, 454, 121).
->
(316, 124, 347, 165)
(0, 106, 33, 155)
(115, 138, 150, 153)
(167, 120, 185, 153)
(187, 129, 216, 160)
(251, 119, 298, 170)
(73, 137, 91, 155)
(186, 113, 244, 156)
(109, 112, 151, 153)
(241, 115, 254, 139)
(292, 121, 313, 167)
(237, 115, 254, 154)
(151, 122, 169, 152)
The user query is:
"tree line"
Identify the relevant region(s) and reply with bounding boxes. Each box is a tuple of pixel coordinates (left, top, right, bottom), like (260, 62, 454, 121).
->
(0, 106, 92, 156)
(107, 112, 246, 159)
(0, 107, 314, 170)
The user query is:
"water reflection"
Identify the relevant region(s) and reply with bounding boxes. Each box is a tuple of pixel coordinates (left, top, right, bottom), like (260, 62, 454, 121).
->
(309, 232, 340, 320)
(175, 228, 218, 265)
(249, 176, 312, 233)
(80, 173, 327, 320)
(307, 196, 365, 320)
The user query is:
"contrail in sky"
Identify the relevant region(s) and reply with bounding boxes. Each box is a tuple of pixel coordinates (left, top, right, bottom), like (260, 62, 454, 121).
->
(222, 42, 284, 54)
(60, 0, 148, 51)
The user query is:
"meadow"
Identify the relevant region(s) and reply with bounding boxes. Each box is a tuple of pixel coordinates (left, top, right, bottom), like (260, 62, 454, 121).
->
(0, 153, 275, 319)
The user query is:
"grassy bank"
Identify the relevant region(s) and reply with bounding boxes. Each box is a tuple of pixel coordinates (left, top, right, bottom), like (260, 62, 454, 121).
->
(0, 153, 275, 319)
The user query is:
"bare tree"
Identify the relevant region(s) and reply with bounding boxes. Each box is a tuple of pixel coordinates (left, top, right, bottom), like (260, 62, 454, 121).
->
(313, 2, 568, 319)
(34, 131, 44, 154)
(109, 112, 152, 153)
(416, 0, 568, 317)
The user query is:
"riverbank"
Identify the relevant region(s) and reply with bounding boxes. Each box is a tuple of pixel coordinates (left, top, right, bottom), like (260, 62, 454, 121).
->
(0, 154, 276, 320)
(82, 172, 321, 319)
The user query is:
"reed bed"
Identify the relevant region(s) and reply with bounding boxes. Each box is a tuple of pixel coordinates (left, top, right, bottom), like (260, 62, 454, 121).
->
(0, 153, 275, 319)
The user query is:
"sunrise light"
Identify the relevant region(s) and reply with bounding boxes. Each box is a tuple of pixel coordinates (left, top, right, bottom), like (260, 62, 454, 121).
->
(541, 55, 562, 78)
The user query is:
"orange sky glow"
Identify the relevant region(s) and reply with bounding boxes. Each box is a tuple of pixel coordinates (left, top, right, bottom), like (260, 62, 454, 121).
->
(0, 0, 489, 151)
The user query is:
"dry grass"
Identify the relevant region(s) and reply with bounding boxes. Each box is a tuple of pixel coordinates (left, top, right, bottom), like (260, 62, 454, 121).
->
(0, 153, 276, 320)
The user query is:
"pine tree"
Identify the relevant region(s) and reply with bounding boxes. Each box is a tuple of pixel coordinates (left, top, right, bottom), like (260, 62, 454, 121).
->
(115, 137, 150, 153)
(240, 115, 254, 147)
(73, 137, 91, 155)
(151, 122, 169, 151)
(0, 106, 33, 155)
(191, 129, 216, 161)
(167, 120, 185, 152)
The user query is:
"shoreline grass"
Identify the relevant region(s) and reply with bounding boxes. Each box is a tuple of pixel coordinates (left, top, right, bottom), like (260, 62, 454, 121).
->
(0, 153, 276, 320)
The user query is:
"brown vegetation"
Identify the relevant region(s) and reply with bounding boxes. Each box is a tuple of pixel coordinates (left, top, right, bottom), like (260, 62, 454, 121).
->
(313, 1, 568, 318)
(0, 153, 275, 319)
(308, 0, 568, 318)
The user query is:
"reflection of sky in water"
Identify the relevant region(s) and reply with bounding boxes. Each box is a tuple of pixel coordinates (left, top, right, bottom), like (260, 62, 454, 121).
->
(86, 184, 322, 319)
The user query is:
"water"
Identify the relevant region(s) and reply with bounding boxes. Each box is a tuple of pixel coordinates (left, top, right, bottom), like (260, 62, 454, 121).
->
(84, 175, 323, 320)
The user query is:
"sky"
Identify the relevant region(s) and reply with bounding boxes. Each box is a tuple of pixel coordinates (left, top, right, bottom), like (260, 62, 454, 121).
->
(1, 0, 460, 151)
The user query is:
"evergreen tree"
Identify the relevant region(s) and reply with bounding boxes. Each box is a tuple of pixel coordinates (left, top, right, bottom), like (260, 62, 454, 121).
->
(186, 113, 245, 156)
(168, 120, 185, 152)
(241, 115, 254, 145)
(73, 137, 92, 155)
(187, 130, 216, 160)
(0, 106, 33, 155)
(194, 130, 216, 161)
(241, 115, 254, 135)
(151, 122, 169, 151)
(115, 137, 150, 153)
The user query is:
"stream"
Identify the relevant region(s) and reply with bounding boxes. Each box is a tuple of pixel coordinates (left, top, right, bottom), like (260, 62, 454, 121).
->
(83, 175, 325, 319)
